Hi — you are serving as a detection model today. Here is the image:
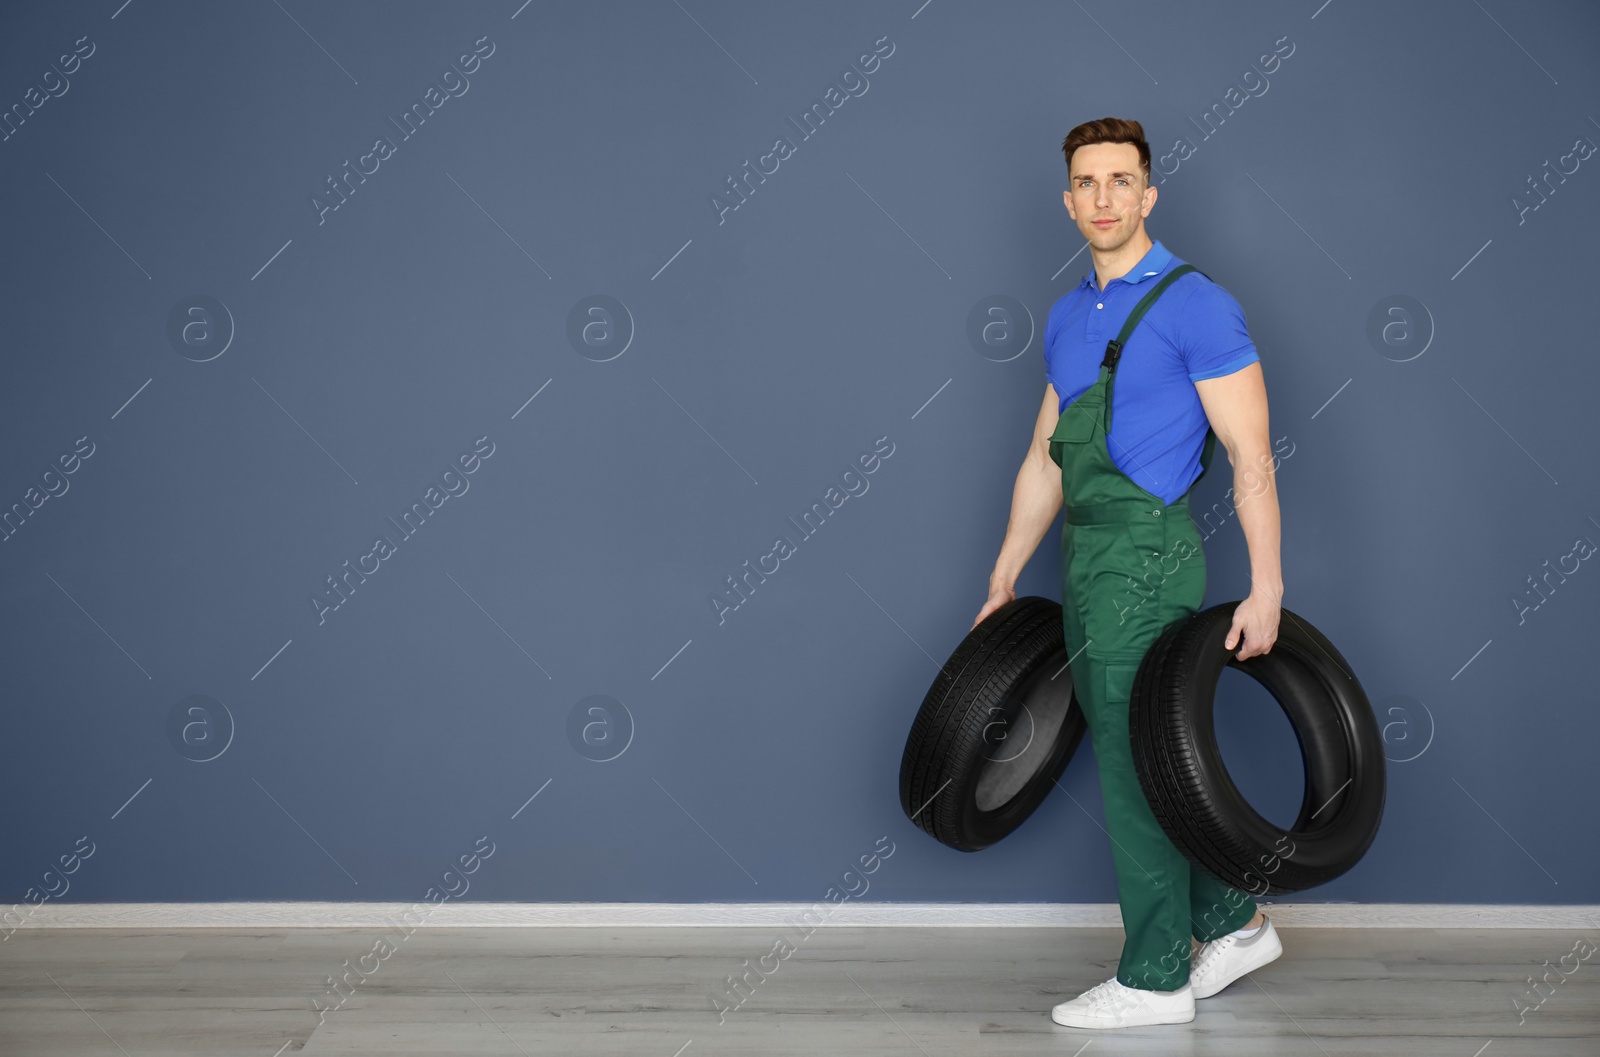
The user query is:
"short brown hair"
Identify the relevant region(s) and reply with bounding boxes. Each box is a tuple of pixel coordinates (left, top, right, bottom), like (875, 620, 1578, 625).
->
(1061, 117, 1151, 185)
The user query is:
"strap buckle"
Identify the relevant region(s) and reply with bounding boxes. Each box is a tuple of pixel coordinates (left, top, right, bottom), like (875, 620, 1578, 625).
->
(1101, 339, 1122, 370)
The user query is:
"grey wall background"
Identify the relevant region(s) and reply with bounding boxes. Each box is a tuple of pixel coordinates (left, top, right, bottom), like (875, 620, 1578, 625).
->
(3, 0, 1597, 910)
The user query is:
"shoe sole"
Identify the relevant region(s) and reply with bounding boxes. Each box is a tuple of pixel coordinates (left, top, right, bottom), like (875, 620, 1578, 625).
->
(1051, 1005, 1195, 1028)
(1051, 988, 1197, 1028)
(1191, 930, 1284, 999)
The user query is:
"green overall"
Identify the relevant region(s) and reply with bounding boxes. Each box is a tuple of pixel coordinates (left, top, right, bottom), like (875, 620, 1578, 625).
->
(1047, 263, 1257, 991)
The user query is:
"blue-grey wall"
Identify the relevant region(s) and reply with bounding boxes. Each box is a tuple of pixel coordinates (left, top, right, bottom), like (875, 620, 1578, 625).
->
(3, 0, 1596, 910)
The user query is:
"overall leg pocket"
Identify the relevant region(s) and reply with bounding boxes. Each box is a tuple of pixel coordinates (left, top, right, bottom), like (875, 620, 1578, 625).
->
(1116, 519, 1206, 640)
(1075, 524, 1163, 648)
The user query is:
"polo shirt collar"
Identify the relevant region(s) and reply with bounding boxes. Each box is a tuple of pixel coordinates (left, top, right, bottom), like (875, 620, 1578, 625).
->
(1082, 239, 1172, 290)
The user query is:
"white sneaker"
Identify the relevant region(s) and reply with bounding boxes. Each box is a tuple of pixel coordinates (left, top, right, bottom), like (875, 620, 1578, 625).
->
(1189, 915, 1283, 999)
(1050, 975, 1195, 1028)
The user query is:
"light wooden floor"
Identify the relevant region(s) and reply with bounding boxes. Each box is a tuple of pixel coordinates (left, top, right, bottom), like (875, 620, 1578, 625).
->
(1, 926, 1595, 1055)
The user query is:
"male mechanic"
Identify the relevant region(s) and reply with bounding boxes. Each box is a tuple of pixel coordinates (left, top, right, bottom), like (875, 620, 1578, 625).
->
(973, 117, 1285, 1029)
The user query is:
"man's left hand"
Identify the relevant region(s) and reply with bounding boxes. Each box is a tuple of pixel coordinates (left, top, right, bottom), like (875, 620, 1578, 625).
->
(1225, 591, 1280, 660)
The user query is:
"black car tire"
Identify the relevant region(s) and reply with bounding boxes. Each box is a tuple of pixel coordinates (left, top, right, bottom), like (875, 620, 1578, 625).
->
(899, 596, 1086, 852)
(1129, 601, 1386, 895)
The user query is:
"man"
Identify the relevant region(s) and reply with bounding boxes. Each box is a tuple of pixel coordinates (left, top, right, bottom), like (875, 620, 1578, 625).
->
(972, 117, 1285, 1029)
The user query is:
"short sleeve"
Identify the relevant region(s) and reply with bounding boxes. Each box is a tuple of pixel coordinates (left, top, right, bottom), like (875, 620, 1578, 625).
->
(1180, 280, 1260, 382)
(1043, 305, 1056, 378)
(1043, 303, 1060, 383)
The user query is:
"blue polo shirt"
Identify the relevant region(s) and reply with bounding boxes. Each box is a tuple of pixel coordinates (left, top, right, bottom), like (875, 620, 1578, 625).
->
(1043, 240, 1259, 505)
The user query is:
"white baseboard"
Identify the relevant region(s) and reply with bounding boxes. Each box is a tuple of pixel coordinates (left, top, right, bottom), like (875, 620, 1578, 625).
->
(10, 902, 1600, 929)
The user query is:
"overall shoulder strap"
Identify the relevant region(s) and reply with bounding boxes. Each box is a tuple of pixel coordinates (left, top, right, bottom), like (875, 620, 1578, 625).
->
(1101, 262, 1204, 370)
(1099, 262, 1207, 435)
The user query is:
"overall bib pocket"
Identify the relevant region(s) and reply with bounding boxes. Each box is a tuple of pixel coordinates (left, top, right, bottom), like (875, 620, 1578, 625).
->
(1047, 395, 1100, 467)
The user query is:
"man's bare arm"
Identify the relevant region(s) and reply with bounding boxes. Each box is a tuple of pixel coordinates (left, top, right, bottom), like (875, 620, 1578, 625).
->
(1194, 361, 1282, 657)
(975, 384, 1065, 628)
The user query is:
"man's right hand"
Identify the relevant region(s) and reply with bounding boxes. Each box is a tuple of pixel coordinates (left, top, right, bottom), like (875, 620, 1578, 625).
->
(973, 585, 1017, 630)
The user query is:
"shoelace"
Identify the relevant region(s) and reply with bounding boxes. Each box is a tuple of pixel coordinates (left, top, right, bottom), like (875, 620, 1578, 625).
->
(1192, 934, 1239, 978)
(1079, 979, 1123, 1006)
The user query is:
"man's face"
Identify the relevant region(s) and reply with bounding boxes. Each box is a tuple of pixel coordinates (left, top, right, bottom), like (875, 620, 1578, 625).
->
(1063, 141, 1156, 250)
